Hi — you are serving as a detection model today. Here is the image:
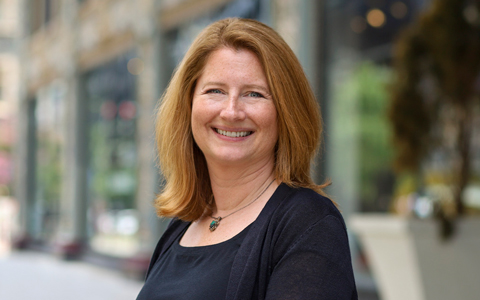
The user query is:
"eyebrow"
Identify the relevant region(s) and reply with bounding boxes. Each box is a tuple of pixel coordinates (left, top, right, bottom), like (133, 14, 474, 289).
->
(202, 82, 272, 95)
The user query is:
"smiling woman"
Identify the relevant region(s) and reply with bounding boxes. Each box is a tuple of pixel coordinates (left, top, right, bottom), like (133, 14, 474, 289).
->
(191, 47, 278, 169)
(137, 18, 358, 300)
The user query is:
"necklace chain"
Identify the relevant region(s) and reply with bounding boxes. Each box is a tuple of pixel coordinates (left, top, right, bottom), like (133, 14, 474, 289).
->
(209, 178, 276, 232)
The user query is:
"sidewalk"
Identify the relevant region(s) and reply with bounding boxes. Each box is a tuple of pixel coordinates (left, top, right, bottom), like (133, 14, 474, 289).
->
(0, 250, 143, 300)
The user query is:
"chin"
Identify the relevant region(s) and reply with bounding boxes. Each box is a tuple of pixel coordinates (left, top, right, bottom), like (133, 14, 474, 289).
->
(213, 155, 250, 165)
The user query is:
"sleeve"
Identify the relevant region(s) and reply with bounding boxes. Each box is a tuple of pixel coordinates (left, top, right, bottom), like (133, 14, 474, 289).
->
(265, 215, 358, 300)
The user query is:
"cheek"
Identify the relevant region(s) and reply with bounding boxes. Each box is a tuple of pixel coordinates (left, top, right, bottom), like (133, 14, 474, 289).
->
(256, 105, 278, 143)
(191, 98, 215, 140)
(191, 97, 206, 119)
(191, 100, 203, 139)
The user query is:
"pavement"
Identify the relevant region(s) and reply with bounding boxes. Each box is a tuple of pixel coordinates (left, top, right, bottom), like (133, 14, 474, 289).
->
(0, 250, 379, 300)
(0, 250, 143, 300)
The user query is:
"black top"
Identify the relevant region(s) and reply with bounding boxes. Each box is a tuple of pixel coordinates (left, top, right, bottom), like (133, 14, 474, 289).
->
(138, 183, 358, 300)
(137, 224, 251, 300)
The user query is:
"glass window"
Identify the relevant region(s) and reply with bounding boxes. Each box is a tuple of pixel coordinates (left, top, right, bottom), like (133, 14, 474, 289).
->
(322, 0, 430, 294)
(34, 80, 67, 242)
(324, 0, 426, 213)
(164, 0, 262, 74)
(83, 53, 140, 257)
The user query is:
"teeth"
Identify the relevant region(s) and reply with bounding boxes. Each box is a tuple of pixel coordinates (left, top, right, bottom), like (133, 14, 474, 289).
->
(216, 129, 252, 137)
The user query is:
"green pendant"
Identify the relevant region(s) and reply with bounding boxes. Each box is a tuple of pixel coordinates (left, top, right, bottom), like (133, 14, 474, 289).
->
(209, 217, 221, 232)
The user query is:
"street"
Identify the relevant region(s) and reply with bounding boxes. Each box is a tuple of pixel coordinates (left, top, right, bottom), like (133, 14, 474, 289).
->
(0, 250, 143, 300)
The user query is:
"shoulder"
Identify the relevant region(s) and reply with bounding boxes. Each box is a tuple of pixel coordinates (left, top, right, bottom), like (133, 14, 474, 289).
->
(266, 184, 350, 262)
(271, 184, 346, 232)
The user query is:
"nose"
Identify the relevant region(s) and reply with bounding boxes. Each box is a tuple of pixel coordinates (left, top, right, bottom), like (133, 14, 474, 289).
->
(220, 94, 246, 121)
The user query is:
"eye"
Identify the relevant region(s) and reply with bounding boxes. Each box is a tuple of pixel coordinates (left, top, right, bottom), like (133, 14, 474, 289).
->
(206, 89, 223, 94)
(247, 91, 264, 98)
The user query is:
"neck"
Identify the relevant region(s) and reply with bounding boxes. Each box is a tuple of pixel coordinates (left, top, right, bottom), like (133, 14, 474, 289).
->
(207, 157, 276, 214)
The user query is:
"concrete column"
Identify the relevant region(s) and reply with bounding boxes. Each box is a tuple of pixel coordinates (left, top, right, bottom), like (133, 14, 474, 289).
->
(12, 0, 34, 247)
(123, 0, 164, 247)
(55, 0, 88, 258)
(270, 0, 327, 184)
(121, 1, 168, 276)
(297, 0, 326, 185)
(13, 97, 36, 246)
(135, 32, 165, 246)
(55, 74, 88, 258)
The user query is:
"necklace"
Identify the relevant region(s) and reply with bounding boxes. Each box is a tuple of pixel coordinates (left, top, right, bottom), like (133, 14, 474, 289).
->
(209, 178, 276, 232)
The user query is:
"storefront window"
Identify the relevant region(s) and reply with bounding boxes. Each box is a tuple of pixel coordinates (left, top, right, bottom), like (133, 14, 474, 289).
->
(83, 53, 140, 257)
(34, 80, 67, 242)
(323, 0, 430, 292)
(164, 0, 262, 73)
(324, 0, 426, 213)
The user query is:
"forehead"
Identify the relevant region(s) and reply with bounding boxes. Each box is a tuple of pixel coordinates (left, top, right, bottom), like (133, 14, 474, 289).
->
(198, 47, 267, 83)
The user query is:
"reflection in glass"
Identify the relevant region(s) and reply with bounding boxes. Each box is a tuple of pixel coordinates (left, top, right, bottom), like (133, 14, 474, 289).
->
(84, 54, 140, 257)
(34, 81, 66, 242)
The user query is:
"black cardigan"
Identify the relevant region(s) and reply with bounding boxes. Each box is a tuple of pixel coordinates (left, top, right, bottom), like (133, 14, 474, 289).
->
(141, 183, 358, 300)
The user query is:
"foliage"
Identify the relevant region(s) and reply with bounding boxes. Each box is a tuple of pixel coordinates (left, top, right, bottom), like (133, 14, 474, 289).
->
(331, 60, 394, 211)
(389, 0, 480, 221)
(36, 136, 62, 206)
(356, 62, 394, 210)
(90, 115, 137, 209)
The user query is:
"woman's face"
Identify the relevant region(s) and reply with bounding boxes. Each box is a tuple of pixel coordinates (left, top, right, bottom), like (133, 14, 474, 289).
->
(191, 47, 278, 168)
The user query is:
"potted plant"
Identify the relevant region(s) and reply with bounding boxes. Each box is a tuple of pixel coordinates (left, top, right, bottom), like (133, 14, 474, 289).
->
(351, 1, 480, 299)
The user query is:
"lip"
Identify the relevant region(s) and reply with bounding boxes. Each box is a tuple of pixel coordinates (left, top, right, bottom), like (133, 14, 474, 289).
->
(214, 125, 254, 132)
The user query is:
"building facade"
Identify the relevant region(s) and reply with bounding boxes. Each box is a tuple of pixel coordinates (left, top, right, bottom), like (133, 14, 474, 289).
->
(0, 0, 21, 197)
(14, 0, 434, 295)
(14, 0, 323, 271)
(0, 0, 22, 255)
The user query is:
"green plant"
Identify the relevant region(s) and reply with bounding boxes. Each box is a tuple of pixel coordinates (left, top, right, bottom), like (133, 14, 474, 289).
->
(356, 62, 394, 210)
(389, 0, 480, 236)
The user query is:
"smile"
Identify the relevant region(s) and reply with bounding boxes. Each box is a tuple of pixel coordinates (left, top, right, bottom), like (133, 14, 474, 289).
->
(215, 128, 253, 138)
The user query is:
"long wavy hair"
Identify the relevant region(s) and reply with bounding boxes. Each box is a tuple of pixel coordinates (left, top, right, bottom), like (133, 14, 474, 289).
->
(155, 18, 329, 221)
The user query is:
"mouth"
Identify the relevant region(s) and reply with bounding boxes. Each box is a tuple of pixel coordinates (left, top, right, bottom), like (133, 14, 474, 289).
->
(214, 128, 253, 138)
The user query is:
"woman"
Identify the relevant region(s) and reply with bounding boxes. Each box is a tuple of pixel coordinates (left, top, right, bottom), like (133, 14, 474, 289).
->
(137, 18, 357, 300)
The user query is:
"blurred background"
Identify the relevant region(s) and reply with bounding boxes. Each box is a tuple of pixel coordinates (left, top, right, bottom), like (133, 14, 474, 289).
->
(0, 0, 479, 299)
